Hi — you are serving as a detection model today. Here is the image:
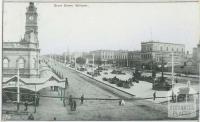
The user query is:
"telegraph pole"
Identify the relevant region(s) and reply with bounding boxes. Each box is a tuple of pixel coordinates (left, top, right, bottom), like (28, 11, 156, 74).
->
(172, 52, 174, 86)
(63, 78, 68, 106)
(64, 52, 66, 66)
(75, 56, 77, 70)
(34, 84, 37, 113)
(92, 54, 95, 74)
(17, 67, 20, 111)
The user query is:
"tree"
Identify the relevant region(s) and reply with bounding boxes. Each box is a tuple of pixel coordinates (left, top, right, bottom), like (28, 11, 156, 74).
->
(152, 70, 156, 78)
(76, 57, 86, 65)
(133, 69, 141, 79)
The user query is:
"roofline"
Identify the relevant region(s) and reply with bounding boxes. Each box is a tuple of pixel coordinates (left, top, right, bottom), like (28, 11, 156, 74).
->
(141, 41, 185, 46)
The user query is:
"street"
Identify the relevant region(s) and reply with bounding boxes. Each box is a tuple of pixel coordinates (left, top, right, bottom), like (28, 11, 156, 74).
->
(40, 62, 169, 120)
(3, 62, 171, 120)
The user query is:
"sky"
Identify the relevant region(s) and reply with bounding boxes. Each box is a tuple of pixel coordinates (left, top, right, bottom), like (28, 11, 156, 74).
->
(3, 2, 200, 55)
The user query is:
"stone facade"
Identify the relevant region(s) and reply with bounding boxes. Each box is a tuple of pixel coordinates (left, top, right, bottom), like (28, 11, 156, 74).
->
(141, 41, 185, 66)
(90, 50, 129, 66)
(114, 50, 128, 67)
(128, 51, 141, 68)
(90, 50, 115, 64)
(3, 2, 40, 78)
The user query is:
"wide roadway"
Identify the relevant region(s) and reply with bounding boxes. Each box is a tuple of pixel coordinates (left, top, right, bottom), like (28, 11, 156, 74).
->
(42, 61, 169, 120)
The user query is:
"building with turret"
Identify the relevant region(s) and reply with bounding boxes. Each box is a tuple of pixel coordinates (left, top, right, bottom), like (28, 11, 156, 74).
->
(3, 2, 40, 78)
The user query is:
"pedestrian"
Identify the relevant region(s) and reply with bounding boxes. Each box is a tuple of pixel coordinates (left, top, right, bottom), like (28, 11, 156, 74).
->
(73, 100, 77, 111)
(121, 99, 125, 106)
(80, 94, 84, 104)
(175, 78, 178, 83)
(119, 99, 122, 106)
(24, 100, 28, 111)
(153, 91, 156, 101)
(36, 96, 40, 106)
(69, 95, 72, 105)
(28, 113, 34, 120)
(70, 100, 73, 111)
(53, 117, 56, 120)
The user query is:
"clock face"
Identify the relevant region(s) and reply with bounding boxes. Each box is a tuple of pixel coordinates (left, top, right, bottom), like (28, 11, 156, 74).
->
(29, 16, 33, 21)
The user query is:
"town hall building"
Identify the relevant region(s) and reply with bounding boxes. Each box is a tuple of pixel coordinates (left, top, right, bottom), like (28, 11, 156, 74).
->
(3, 2, 40, 78)
(2, 3, 66, 103)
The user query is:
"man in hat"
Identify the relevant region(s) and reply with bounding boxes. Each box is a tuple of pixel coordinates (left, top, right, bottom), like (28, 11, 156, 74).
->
(153, 91, 156, 101)
(24, 100, 28, 111)
(80, 94, 84, 104)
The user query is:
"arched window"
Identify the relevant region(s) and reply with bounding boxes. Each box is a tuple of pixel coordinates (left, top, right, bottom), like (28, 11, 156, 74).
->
(17, 58, 25, 68)
(3, 58, 9, 68)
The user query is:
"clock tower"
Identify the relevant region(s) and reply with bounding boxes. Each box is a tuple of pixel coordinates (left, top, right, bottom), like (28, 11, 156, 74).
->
(24, 2, 38, 43)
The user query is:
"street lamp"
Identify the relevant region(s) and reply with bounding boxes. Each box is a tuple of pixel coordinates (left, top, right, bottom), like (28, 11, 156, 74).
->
(17, 67, 20, 111)
(127, 57, 128, 67)
(17, 62, 24, 112)
(74, 56, 77, 70)
(64, 52, 66, 66)
(92, 54, 95, 75)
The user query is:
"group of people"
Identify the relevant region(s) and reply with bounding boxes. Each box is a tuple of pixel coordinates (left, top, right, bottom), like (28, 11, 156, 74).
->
(28, 113, 34, 120)
(68, 94, 84, 111)
(24, 96, 40, 111)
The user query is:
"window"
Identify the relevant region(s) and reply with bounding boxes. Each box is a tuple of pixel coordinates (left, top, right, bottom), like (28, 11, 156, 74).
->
(160, 46, 163, 51)
(18, 58, 25, 68)
(3, 58, 9, 68)
(166, 47, 168, 51)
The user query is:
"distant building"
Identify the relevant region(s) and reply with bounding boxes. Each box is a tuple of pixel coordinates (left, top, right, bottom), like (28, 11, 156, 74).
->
(128, 51, 141, 68)
(193, 47, 197, 61)
(3, 2, 40, 78)
(192, 41, 200, 64)
(114, 50, 128, 67)
(90, 50, 115, 65)
(89, 50, 141, 67)
(141, 41, 185, 66)
(185, 51, 192, 59)
(197, 44, 200, 63)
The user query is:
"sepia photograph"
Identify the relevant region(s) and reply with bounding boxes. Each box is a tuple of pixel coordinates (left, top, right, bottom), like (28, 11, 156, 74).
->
(1, 0, 200, 121)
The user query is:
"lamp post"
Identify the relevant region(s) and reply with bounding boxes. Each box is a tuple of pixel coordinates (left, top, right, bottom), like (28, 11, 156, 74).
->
(17, 67, 20, 111)
(92, 54, 94, 74)
(34, 84, 37, 113)
(161, 56, 164, 81)
(74, 56, 77, 70)
(127, 56, 128, 67)
(64, 52, 66, 66)
(172, 52, 174, 86)
(171, 52, 175, 101)
(63, 78, 68, 106)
